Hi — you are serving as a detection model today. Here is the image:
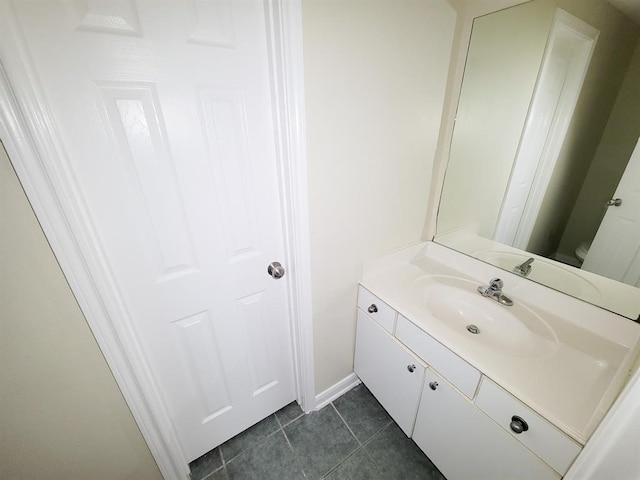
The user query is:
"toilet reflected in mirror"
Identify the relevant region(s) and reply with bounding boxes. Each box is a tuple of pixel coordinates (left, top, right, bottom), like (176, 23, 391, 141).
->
(574, 241, 591, 266)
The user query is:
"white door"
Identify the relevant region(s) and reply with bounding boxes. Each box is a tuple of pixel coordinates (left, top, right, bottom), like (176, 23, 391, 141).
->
(494, 10, 598, 251)
(354, 310, 425, 436)
(413, 372, 559, 480)
(5, 0, 295, 461)
(582, 137, 640, 287)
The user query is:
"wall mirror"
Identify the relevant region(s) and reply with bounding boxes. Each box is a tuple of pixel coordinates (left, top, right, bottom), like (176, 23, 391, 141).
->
(435, 0, 640, 320)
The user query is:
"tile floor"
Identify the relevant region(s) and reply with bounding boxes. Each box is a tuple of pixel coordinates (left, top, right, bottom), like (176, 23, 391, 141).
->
(189, 384, 446, 480)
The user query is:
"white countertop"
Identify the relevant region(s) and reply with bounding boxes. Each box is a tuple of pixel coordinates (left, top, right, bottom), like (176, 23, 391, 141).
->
(360, 242, 640, 444)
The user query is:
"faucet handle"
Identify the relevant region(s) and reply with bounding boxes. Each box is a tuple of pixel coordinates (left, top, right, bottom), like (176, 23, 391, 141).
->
(489, 278, 503, 289)
(477, 285, 491, 297)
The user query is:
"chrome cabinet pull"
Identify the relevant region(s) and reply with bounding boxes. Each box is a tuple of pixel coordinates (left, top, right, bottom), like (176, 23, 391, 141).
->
(509, 415, 529, 434)
(367, 304, 378, 314)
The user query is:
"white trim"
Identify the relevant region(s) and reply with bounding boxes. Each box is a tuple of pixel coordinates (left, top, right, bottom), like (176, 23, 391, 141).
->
(494, 9, 599, 249)
(565, 366, 640, 479)
(263, 0, 316, 415)
(314, 373, 361, 411)
(0, 41, 188, 480)
(0, 1, 312, 478)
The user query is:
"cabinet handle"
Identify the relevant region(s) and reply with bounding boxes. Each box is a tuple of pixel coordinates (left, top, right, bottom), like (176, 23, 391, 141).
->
(510, 415, 529, 434)
(407, 364, 416, 373)
(367, 304, 378, 314)
(429, 381, 438, 391)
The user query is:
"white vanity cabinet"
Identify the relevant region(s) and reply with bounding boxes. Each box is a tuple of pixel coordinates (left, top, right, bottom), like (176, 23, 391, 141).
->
(413, 370, 559, 480)
(354, 286, 579, 480)
(354, 309, 425, 436)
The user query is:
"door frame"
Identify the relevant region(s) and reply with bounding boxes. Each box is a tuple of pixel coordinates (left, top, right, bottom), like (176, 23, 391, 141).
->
(0, 1, 313, 479)
(493, 9, 598, 250)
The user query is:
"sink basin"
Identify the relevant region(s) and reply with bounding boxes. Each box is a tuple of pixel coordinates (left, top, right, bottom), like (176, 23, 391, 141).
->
(414, 275, 558, 358)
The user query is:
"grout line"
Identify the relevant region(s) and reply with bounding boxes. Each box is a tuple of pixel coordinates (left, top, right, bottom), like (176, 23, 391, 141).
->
(276, 404, 305, 428)
(219, 444, 227, 467)
(361, 419, 393, 448)
(331, 393, 395, 474)
(199, 464, 226, 480)
(320, 401, 369, 478)
(330, 402, 364, 448)
(320, 446, 364, 479)
(281, 419, 309, 478)
(275, 411, 284, 429)
(360, 423, 393, 471)
(224, 426, 285, 466)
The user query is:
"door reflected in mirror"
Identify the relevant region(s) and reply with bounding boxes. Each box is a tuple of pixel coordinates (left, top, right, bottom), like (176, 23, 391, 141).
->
(435, 0, 640, 319)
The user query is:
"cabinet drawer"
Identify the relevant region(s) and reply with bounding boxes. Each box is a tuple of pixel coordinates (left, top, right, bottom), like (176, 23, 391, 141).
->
(357, 286, 396, 333)
(396, 315, 480, 398)
(414, 370, 560, 480)
(476, 378, 581, 475)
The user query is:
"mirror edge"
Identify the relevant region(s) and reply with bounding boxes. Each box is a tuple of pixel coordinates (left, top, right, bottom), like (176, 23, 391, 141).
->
(428, 0, 640, 321)
(424, 0, 533, 240)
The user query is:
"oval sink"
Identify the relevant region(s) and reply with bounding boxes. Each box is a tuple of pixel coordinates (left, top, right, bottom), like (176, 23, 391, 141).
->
(414, 275, 558, 358)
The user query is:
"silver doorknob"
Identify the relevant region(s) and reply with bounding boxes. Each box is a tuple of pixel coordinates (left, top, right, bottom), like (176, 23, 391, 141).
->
(606, 198, 622, 207)
(267, 262, 285, 279)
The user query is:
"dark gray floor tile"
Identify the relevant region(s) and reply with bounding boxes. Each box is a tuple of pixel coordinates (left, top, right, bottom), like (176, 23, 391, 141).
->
(189, 447, 223, 480)
(323, 449, 382, 480)
(206, 467, 228, 480)
(226, 431, 304, 480)
(285, 405, 359, 479)
(221, 414, 280, 462)
(333, 384, 392, 443)
(275, 401, 304, 426)
(365, 423, 445, 480)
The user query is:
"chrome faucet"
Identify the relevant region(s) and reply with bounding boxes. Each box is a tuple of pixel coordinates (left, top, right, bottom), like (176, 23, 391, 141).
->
(477, 278, 514, 306)
(513, 257, 534, 277)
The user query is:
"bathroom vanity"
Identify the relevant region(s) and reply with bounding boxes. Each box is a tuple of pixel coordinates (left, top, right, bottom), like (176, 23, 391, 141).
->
(354, 242, 640, 479)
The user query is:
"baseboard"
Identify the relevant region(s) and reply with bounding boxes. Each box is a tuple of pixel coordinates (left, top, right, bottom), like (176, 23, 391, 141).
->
(314, 373, 361, 410)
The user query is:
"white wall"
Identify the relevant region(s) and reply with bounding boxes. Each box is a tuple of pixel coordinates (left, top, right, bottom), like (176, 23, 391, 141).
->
(0, 143, 161, 479)
(565, 366, 640, 480)
(302, 0, 456, 393)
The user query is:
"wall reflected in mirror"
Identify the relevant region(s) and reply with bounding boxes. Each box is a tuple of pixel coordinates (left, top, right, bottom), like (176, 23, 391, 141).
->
(435, 0, 640, 319)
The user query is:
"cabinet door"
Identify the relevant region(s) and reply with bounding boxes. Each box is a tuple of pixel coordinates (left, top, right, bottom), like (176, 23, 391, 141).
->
(354, 310, 425, 436)
(413, 370, 560, 480)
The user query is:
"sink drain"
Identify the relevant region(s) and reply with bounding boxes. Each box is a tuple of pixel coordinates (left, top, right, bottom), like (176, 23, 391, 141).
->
(466, 324, 480, 334)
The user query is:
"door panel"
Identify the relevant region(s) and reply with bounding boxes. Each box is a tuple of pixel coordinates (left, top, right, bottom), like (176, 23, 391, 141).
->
(583, 137, 640, 287)
(8, 0, 295, 461)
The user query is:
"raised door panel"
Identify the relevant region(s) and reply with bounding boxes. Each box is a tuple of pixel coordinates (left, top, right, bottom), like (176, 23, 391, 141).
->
(6, 0, 295, 462)
(354, 310, 425, 436)
(413, 370, 560, 480)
